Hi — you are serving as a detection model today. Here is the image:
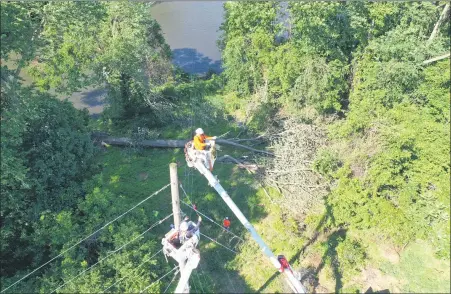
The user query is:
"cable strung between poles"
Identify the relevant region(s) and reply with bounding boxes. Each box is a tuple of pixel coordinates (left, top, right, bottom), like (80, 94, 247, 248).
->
(200, 233, 237, 254)
(139, 266, 179, 293)
(180, 184, 244, 242)
(178, 208, 238, 255)
(52, 213, 173, 293)
(102, 249, 163, 293)
(1, 183, 170, 294)
(163, 269, 180, 294)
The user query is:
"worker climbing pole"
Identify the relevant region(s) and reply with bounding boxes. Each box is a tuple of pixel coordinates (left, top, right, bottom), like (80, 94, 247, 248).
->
(185, 129, 307, 294)
(161, 163, 200, 293)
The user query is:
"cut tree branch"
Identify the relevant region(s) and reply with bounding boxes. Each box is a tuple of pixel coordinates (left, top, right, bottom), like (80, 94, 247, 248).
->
(422, 53, 450, 65)
(216, 155, 258, 173)
(428, 3, 450, 44)
(216, 138, 274, 156)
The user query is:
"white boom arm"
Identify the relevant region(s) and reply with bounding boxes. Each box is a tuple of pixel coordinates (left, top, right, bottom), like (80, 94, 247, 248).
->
(162, 231, 200, 293)
(193, 161, 307, 293)
(174, 248, 200, 293)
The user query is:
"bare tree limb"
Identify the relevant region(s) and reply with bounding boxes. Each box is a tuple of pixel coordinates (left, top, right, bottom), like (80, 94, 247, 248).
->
(217, 131, 231, 138)
(260, 119, 328, 219)
(216, 139, 274, 156)
(216, 155, 258, 173)
(226, 135, 266, 142)
(260, 184, 275, 204)
(428, 3, 450, 44)
(422, 53, 450, 65)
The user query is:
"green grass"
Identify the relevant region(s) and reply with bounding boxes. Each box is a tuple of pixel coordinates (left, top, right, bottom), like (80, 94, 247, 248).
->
(94, 133, 269, 292)
(89, 89, 451, 293)
(378, 241, 450, 293)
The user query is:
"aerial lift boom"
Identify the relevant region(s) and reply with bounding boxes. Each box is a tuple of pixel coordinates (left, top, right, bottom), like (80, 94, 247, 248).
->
(185, 141, 307, 293)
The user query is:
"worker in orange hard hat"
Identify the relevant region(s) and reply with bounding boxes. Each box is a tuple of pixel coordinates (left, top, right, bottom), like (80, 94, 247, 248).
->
(223, 217, 231, 231)
(193, 128, 216, 151)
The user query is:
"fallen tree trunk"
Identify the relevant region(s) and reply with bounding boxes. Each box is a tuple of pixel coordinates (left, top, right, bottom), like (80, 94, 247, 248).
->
(99, 136, 274, 156)
(102, 137, 186, 148)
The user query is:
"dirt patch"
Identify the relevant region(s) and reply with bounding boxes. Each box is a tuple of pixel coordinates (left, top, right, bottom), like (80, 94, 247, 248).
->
(314, 285, 331, 293)
(356, 267, 401, 293)
(379, 244, 400, 264)
(302, 252, 322, 269)
(350, 162, 366, 178)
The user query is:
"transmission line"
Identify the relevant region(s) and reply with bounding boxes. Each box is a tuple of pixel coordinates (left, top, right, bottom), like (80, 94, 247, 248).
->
(102, 249, 163, 293)
(180, 184, 244, 242)
(163, 268, 180, 293)
(51, 213, 173, 293)
(139, 266, 179, 293)
(1, 183, 170, 293)
(200, 233, 237, 254)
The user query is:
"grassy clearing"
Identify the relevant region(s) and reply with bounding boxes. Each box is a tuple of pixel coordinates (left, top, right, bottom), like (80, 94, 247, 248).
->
(93, 128, 450, 293)
(90, 90, 449, 293)
(377, 241, 450, 293)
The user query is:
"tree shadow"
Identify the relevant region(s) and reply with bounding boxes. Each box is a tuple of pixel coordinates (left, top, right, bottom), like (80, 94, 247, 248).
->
(313, 229, 347, 293)
(172, 48, 222, 75)
(365, 287, 391, 293)
(256, 201, 335, 293)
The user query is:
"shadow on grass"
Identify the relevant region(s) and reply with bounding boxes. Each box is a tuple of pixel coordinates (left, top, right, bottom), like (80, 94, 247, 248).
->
(256, 201, 336, 293)
(312, 229, 347, 293)
(365, 287, 390, 293)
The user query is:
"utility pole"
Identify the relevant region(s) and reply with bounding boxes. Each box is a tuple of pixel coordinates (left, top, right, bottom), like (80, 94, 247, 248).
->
(170, 163, 182, 230)
(169, 163, 190, 293)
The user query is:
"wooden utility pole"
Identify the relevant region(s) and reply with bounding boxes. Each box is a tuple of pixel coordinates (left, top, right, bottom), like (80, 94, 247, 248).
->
(170, 163, 181, 230)
(169, 163, 191, 293)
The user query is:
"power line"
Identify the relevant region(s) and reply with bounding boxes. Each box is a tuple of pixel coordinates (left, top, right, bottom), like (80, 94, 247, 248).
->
(102, 249, 163, 293)
(139, 266, 179, 293)
(197, 261, 209, 292)
(51, 213, 173, 293)
(194, 271, 205, 293)
(163, 269, 180, 294)
(200, 233, 237, 254)
(0, 183, 170, 294)
(213, 248, 238, 293)
(180, 184, 245, 242)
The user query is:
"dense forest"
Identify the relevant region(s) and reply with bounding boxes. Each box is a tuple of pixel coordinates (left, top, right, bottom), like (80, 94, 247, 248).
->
(1, 1, 450, 293)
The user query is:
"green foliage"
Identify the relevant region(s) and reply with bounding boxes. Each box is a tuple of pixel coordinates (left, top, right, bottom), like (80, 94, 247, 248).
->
(0, 2, 44, 62)
(17, 1, 172, 121)
(290, 57, 348, 113)
(335, 237, 366, 279)
(313, 150, 341, 178)
(289, 2, 368, 60)
(1, 88, 96, 278)
(220, 2, 280, 96)
(322, 2, 450, 259)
